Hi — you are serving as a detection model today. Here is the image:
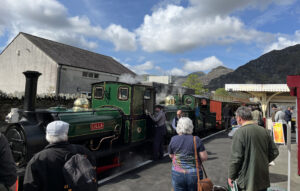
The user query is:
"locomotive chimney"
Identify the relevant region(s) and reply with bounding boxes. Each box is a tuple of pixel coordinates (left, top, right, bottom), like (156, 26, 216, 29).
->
(23, 71, 41, 112)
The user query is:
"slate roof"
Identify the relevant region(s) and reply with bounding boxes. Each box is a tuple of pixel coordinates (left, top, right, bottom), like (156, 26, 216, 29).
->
(21, 32, 135, 76)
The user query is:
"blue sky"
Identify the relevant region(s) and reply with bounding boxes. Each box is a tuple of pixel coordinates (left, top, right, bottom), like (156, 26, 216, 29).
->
(1, 0, 300, 75)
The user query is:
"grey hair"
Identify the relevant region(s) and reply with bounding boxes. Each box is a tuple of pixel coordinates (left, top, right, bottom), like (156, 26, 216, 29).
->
(235, 106, 253, 121)
(176, 117, 194, 135)
(46, 134, 68, 144)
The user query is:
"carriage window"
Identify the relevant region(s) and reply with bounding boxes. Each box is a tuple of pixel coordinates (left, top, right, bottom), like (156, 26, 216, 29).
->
(144, 89, 151, 100)
(118, 87, 129, 100)
(94, 87, 104, 99)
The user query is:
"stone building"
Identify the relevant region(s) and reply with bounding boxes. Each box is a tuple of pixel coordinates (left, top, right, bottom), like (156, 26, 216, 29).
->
(0, 32, 135, 95)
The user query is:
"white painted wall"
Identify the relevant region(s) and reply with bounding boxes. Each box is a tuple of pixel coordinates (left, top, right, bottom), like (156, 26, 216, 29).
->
(0, 34, 58, 94)
(59, 66, 118, 94)
(147, 76, 171, 84)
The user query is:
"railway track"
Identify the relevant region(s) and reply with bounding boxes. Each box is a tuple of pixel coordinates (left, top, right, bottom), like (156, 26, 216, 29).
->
(97, 129, 226, 186)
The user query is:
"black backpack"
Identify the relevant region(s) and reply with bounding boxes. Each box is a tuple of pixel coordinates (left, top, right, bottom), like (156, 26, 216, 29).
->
(62, 146, 97, 191)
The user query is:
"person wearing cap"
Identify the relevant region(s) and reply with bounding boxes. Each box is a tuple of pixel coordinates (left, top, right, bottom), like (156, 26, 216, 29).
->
(23, 121, 96, 191)
(148, 105, 167, 160)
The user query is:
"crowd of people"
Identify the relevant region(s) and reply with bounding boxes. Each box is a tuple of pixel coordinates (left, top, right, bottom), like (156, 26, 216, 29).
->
(151, 105, 280, 191)
(0, 103, 291, 191)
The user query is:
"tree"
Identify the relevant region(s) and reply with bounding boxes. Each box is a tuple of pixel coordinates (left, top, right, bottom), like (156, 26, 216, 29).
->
(215, 88, 229, 96)
(182, 74, 207, 95)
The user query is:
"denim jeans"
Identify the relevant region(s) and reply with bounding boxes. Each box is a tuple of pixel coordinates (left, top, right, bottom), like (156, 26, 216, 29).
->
(172, 170, 203, 191)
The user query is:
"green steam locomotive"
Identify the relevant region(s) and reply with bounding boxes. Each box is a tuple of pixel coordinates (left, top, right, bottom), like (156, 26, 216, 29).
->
(2, 71, 218, 182)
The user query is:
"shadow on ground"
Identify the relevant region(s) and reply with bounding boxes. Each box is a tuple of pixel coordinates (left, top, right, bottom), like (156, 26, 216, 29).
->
(270, 173, 288, 183)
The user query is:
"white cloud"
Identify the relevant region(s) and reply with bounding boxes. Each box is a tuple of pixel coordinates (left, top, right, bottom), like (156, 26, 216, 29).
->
(120, 61, 159, 75)
(136, 0, 291, 53)
(263, 30, 300, 53)
(0, 0, 136, 51)
(167, 68, 188, 76)
(166, 56, 224, 76)
(120, 56, 224, 76)
(104, 24, 137, 51)
(134, 61, 154, 72)
(182, 56, 223, 72)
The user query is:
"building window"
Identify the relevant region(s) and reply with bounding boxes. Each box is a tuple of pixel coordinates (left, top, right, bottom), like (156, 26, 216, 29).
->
(82, 72, 88, 77)
(118, 87, 129, 100)
(83, 71, 100, 79)
(94, 87, 104, 99)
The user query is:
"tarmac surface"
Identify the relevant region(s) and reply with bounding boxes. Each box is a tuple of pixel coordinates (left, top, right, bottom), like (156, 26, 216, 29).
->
(99, 131, 300, 191)
(99, 132, 231, 191)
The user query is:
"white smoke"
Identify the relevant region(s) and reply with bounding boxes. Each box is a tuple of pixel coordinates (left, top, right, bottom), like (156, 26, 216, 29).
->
(156, 87, 168, 104)
(155, 84, 187, 105)
(118, 73, 144, 84)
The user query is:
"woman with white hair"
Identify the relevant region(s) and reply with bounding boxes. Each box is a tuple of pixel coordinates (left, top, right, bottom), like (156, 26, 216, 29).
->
(168, 117, 208, 191)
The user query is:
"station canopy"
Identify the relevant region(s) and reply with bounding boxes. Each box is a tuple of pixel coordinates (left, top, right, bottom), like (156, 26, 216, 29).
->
(225, 84, 291, 119)
(225, 84, 289, 92)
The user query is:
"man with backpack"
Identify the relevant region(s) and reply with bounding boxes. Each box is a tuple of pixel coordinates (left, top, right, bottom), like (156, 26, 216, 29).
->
(0, 133, 17, 191)
(23, 121, 97, 191)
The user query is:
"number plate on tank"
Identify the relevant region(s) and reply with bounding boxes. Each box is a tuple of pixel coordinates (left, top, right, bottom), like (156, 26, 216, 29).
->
(90, 122, 104, 130)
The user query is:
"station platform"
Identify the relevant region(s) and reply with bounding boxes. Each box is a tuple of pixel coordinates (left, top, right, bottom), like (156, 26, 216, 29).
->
(99, 131, 300, 191)
(269, 133, 300, 190)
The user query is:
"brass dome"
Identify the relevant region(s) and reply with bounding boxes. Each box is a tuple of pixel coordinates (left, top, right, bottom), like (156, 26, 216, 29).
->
(73, 98, 90, 111)
(165, 95, 175, 105)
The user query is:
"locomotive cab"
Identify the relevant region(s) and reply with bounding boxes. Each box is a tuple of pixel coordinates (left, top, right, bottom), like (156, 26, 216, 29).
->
(91, 81, 155, 144)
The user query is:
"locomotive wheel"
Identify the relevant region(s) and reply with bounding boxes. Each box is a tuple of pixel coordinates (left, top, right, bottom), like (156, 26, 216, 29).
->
(5, 125, 27, 167)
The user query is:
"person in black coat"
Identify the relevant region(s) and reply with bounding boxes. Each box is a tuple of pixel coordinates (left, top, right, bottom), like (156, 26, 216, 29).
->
(0, 133, 17, 191)
(285, 106, 295, 132)
(23, 121, 96, 191)
(284, 106, 292, 122)
(223, 104, 232, 131)
(148, 105, 167, 160)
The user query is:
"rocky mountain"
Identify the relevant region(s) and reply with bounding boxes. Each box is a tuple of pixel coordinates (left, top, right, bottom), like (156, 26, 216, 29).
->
(199, 66, 233, 86)
(172, 66, 233, 86)
(188, 71, 206, 77)
(207, 44, 300, 90)
(172, 71, 204, 85)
